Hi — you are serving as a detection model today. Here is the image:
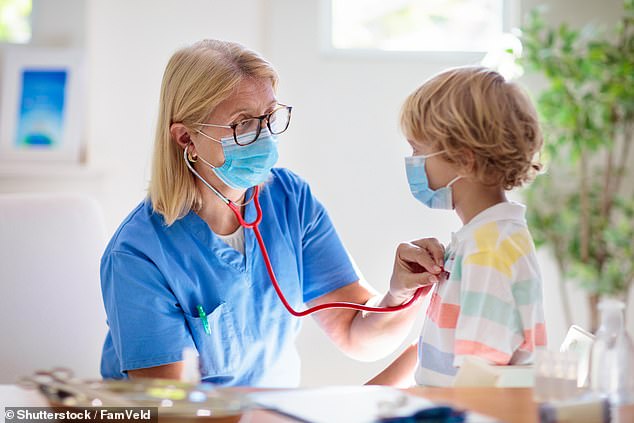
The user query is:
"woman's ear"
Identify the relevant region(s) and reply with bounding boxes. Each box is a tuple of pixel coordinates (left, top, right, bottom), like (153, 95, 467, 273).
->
(170, 123, 192, 149)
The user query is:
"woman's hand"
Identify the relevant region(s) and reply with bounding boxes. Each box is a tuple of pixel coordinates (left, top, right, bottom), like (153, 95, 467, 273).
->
(388, 238, 446, 304)
(308, 237, 447, 361)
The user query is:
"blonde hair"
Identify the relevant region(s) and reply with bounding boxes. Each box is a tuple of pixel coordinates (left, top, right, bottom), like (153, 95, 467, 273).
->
(400, 66, 543, 190)
(149, 39, 279, 225)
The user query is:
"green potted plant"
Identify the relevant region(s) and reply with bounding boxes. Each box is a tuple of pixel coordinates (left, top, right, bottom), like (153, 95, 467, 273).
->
(518, 0, 634, 330)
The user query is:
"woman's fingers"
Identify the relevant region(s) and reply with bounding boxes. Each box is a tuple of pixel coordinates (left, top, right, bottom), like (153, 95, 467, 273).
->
(395, 241, 442, 274)
(399, 271, 439, 289)
(389, 270, 441, 302)
(410, 237, 445, 268)
(390, 238, 447, 301)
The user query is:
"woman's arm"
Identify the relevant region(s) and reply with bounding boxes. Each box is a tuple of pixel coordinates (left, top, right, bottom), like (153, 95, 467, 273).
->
(127, 362, 184, 379)
(366, 342, 418, 387)
(308, 238, 444, 361)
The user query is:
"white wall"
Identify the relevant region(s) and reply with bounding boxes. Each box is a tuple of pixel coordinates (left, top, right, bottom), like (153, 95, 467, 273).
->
(30, 0, 85, 47)
(85, 0, 267, 230)
(0, 0, 629, 386)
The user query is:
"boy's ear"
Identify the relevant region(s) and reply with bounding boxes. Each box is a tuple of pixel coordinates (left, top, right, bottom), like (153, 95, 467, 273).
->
(458, 149, 477, 175)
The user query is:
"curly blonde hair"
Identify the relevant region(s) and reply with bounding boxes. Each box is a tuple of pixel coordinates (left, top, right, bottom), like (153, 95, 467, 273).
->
(400, 66, 543, 190)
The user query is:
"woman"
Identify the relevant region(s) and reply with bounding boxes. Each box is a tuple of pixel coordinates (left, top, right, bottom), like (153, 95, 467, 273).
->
(100, 39, 445, 387)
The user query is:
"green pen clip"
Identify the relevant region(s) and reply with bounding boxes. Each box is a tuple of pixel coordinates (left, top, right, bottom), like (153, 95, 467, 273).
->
(196, 305, 211, 335)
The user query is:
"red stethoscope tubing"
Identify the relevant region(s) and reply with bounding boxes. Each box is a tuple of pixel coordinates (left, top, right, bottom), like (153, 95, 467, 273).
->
(228, 185, 426, 317)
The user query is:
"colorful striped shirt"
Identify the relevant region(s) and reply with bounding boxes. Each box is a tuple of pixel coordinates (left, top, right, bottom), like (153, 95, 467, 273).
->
(415, 202, 547, 387)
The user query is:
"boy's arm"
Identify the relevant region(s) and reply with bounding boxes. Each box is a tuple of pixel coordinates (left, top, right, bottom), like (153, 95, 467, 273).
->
(365, 342, 418, 388)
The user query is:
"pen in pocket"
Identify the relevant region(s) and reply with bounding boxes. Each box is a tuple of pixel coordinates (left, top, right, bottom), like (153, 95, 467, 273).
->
(196, 305, 211, 335)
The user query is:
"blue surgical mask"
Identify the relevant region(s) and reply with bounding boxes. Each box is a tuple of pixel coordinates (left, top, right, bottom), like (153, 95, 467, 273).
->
(405, 152, 462, 210)
(195, 128, 279, 189)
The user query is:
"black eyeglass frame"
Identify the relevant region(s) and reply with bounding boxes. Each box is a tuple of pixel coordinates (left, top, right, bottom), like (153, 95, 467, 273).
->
(195, 104, 292, 146)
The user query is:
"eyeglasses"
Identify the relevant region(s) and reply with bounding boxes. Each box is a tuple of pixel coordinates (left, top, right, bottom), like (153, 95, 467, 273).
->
(195, 104, 292, 146)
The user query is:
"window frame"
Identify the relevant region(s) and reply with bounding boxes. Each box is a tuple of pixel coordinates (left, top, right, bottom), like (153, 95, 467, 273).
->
(319, 0, 519, 62)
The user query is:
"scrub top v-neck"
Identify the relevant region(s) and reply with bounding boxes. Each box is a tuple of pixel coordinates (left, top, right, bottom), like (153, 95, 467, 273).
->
(99, 168, 359, 387)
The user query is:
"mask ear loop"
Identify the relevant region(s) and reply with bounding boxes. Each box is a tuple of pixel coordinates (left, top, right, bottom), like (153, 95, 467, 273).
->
(196, 128, 223, 143)
(444, 175, 462, 210)
(446, 175, 463, 187)
(183, 143, 256, 207)
(194, 129, 224, 170)
(194, 128, 233, 170)
(422, 150, 446, 159)
(422, 150, 461, 188)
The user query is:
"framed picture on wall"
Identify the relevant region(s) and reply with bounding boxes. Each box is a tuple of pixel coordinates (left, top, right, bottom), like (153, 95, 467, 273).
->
(0, 47, 84, 163)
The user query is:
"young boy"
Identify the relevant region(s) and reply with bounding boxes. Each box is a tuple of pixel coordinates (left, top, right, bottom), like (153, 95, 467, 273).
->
(369, 66, 547, 387)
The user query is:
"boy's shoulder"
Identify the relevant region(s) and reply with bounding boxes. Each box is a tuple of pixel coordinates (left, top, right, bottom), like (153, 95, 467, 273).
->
(453, 202, 537, 275)
(454, 202, 528, 245)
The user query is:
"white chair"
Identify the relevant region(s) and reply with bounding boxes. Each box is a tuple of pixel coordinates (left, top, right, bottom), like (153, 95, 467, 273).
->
(0, 193, 108, 383)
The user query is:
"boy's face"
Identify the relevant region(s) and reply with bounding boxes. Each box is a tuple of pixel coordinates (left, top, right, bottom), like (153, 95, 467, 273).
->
(408, 139, 461, 191)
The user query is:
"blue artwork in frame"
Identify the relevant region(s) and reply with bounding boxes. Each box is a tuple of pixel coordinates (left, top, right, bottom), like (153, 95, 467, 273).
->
(0, 47, 83, 163)
(16, 69, 68, 149)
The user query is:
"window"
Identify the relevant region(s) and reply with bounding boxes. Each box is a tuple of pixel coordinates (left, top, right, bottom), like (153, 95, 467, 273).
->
(0, 0, 32, 44)
(328, 0, 513, 54)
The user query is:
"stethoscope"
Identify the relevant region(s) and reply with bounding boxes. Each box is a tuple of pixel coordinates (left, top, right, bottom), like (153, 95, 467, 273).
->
(184, 144, 436, 317)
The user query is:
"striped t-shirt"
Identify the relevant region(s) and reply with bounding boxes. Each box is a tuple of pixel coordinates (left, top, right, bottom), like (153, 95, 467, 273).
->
(415, 201, 547, 387)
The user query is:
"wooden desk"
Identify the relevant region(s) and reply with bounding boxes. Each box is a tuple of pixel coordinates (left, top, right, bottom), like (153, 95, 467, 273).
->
(2, 384, 633, 422)
(411, 387, 536, 423)
(234, 388, 633, 423)
(244, 387, 539, 422)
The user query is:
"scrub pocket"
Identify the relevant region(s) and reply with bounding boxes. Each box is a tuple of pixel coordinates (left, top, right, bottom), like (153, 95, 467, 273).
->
(184, 303, 240, 383)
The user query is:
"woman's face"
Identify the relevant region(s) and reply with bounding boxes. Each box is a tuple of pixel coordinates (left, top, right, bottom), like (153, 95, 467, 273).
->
(409, 140, 460, 191)
(191, 78, 277, 188)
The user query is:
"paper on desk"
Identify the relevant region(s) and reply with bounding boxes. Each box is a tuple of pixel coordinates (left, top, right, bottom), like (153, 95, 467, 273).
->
(453, 357, 534, 388)
(247, 385, 497, 423)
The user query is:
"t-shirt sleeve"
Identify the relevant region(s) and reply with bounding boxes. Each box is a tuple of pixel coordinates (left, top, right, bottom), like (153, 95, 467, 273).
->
(453, 231, 527, 366)
(101, 250, 194, 373)
(295, 178, 359, 303)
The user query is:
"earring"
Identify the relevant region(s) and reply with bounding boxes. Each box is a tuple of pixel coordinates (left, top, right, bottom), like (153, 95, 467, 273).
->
(187, 150, 198, 163)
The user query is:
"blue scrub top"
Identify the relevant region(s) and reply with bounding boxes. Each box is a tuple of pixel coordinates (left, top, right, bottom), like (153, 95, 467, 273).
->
(100, 168, 358, 387)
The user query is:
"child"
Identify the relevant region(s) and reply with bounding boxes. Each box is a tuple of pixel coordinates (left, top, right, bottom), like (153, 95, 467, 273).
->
(369, 66, 546, 387)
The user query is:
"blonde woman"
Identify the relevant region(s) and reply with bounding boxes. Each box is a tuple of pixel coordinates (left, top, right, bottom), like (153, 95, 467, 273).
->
(100, 39, 444, 387)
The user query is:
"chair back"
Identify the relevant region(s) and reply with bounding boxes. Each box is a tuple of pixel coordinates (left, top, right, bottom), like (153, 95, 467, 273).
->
(0, 193, 108, 383)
